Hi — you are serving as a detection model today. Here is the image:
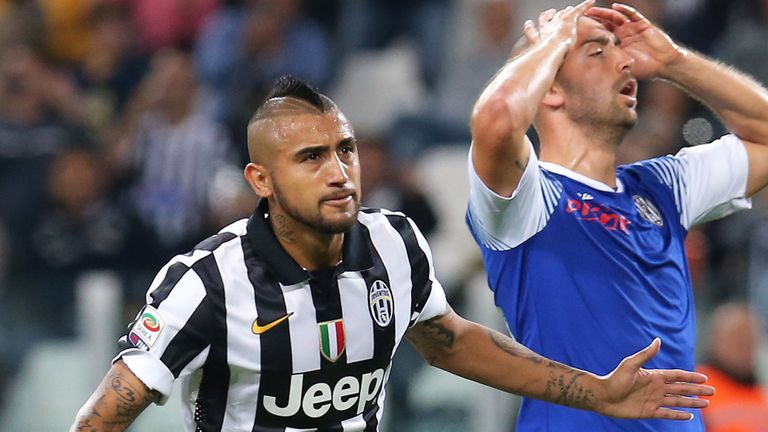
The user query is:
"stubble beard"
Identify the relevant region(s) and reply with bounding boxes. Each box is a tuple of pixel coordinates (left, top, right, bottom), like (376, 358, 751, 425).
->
(272, 179, 360, 235)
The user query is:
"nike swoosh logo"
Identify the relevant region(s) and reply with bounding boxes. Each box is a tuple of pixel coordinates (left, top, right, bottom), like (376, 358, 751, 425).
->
(252, 312, 294, 335)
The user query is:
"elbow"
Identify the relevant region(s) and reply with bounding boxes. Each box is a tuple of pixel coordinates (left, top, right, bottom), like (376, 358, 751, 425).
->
(471, 95, 529, 149)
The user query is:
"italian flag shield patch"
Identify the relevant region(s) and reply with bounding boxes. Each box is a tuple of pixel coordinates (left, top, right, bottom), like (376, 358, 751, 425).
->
(318, 319, 345, 362)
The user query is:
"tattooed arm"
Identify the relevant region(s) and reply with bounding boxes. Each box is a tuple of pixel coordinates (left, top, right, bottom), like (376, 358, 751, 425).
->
(406, 307, 714, 420)
(70, 360, 160, 432)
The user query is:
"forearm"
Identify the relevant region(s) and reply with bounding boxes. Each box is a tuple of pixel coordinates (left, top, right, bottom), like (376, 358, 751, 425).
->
(661, 49, 768, 144)
(408, 316, 606, 412)
(473, 35, 569, 135)
(70, 360, 157, 432)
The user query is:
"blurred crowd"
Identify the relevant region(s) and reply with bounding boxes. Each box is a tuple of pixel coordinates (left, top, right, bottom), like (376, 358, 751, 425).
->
(0, 0, 767, 429)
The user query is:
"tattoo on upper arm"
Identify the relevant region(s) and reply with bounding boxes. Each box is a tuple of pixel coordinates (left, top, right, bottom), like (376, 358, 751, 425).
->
(488, 329, 595, 409)
(406, 314, 456, 364)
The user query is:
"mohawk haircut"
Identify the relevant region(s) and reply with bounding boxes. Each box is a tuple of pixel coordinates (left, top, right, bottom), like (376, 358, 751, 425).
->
(246, 76, 339, 163)
(265, 76, 328, 111)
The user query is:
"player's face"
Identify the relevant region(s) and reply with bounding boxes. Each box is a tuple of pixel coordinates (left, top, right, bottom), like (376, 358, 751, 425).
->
(557, 17, 638, 130)
(268, 110, 361, 234)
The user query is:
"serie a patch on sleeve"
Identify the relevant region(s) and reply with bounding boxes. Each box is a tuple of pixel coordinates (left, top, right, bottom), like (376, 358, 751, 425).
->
(128, 305, 166, 351)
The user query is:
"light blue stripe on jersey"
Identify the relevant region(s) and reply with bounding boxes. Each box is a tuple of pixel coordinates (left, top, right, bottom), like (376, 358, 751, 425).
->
(644, 156, 689, 227)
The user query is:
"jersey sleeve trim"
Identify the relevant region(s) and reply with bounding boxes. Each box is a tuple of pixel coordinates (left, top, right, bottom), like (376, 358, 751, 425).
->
(642, 134, 752, 229)
(466, 139, 562, 250)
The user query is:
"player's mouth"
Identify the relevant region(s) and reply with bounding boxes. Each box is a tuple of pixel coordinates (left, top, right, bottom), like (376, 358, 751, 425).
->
(618, 79, 638, 107)
(322, 190, 356, 207)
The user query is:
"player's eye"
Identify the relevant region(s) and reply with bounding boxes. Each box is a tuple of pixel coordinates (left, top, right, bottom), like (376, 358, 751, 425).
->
(591, 49, 604, 57)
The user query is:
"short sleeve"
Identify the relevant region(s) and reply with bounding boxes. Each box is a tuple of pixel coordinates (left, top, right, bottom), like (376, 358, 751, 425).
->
(407, 217, 448, 324)
(114, 257, 212, 403)
(678, 134, 751, 227)
(639, 134, 751, 229)
(466, 138, 562, 250)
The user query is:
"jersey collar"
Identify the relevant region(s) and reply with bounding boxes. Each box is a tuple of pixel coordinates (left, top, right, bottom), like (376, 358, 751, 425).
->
(538, 161, 625, 193)
(246, 199, 374, 285)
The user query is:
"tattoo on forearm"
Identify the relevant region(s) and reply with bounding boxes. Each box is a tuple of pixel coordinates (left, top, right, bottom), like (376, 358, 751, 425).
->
(489, 329, 542, 364)
(488, 330, 595, 409)
(544, 369, 595, 409)
(74, 364, 158, 431)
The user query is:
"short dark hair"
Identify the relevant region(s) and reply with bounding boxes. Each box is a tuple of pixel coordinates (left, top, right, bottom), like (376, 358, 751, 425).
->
(264, 76, 327, 111)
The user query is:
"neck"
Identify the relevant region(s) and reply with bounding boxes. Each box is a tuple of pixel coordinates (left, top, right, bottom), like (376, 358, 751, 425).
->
(269, 210, 344, 272)
(538, 122, 626, 187)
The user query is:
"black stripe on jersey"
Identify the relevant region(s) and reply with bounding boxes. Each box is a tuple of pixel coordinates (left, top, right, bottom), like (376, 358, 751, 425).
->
(188, 231, 238, 254)
(242, 237, 294, 431)
(357, 220, 395, 432)
(158, 254, 230, 431)
(149, 262, 190, 307)
(192, 254, 230, 431)
(385, 215, 432, 326)
(310, 267, 348, 367)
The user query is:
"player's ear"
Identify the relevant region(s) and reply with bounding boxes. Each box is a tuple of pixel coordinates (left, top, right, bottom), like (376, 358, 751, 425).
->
(244, 163, 273, 198)
(542, 83, 565, 109)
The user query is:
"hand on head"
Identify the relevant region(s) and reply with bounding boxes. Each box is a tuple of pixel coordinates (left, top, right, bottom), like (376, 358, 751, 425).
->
(522, 0, 595, 48)
(585, 3, 684, 79)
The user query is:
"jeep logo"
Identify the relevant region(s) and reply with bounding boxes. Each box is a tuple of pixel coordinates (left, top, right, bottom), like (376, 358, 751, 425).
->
(263, 368, 385, 418)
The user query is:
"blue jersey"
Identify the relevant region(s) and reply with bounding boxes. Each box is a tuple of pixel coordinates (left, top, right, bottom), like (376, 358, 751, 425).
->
(466, 135, 750, 431)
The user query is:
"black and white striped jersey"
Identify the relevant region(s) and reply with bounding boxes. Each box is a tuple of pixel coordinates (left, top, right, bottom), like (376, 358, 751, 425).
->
(115, 200, 448, 431)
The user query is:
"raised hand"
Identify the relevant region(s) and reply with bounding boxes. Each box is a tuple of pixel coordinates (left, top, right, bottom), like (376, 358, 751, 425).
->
(522, 0, 595, 49)
(597, 338, 714, 420)
(586, 3, 684, 79)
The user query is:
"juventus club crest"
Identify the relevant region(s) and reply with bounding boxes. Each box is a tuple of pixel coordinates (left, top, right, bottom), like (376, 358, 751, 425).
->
(368, 280, 393, 328)
(318, 319, 345, 362)
(633, 195, 664, 227)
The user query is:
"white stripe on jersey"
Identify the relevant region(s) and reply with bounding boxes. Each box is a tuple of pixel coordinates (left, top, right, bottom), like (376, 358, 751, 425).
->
(338, 274, 375, 362)
(358, 212, 413, 348)
(341, 414, 367, 431)
(283, 282, 321, 373)
(216, 234, 260, 431)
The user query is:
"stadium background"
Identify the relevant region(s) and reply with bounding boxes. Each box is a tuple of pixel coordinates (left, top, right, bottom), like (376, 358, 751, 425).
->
(0, 0, 766, 429)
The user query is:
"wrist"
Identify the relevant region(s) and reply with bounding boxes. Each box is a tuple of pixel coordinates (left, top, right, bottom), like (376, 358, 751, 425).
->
(657, 45, 691, 81)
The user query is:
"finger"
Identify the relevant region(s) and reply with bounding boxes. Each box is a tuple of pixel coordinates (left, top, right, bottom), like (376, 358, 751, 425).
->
(572, 0, 597, 15)
(664, 382, 715, 397)
(653, 407, 695, 421)
(662, 395, 709, 408)
(539, 8, 556, 28)
(523, 19, 538, 42)
(659, 369, 708, 384)
(612, 3, 650, 22)
(623, 338, 661, 369)
(585, 6, 630, 27)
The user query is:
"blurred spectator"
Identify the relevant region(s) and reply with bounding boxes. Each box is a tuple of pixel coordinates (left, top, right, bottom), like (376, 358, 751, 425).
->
(386, 0, 515, 163)
(714, 0, 768, 89)
(19, 147, 152, 274)
(115, 48, 236, 259)
(337, 0, 453, 89)
(698, 302, 768, 432)
(0, 43, 87, 271)
(359, 136, 438, 237)
(37, 0, 96, 64)
(127, 0, 220, 53)
(73, 2, 149, 134)
(195, 0, 332, 149)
